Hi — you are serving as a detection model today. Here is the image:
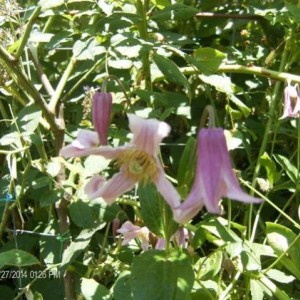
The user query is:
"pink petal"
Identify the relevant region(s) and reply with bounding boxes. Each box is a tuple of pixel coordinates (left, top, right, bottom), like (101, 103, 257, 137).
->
(85, 171, 136, 204)
(153, 164, 182, 209)
(60, 130, 99, 157)
(84, 175, 106, 199)
(173, 193, 204, 224)
(155, 238, 166, 250)
(128, 114, 170, 156)
(117, 221, 141, 234)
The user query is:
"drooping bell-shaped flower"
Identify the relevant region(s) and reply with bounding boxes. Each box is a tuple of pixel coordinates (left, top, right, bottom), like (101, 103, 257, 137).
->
(280, 84, 300, 119)
(173, 128, 262, 224)
(61, 92, 112, 157)
(93, 92, 112, 145)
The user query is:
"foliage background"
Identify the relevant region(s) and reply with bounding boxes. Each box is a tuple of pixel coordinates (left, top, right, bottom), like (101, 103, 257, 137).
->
(0, 0, 300, 299)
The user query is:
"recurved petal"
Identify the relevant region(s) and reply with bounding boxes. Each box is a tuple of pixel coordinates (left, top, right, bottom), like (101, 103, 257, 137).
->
(84, 175, 106, 199)
(85, 171, 136, 204)
(218, 130, 262, 205)
(153, 164, 182, 209)
(60, 130, 99, 157)
(173, 192, 204, 224)
(128, 114, 170, 156)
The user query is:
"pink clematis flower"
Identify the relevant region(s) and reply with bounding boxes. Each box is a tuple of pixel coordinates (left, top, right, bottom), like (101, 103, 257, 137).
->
(62, 114, 182, 208)
(61, 92, 112, 157)
(117, 221, 150, 251)
(280, 84, 300, 119)
(173, 128, 262, 224)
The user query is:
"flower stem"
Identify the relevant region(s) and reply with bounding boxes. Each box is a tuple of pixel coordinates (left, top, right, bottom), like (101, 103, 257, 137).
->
(199, 105, 215, 128)
(136, 0, 152, 90)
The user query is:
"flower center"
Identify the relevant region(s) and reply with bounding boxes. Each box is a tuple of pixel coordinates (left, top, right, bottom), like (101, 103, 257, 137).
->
(115, 149, 158, 183)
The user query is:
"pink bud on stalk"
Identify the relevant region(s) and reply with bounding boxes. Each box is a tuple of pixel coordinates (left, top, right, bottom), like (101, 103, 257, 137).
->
(92, 92, 112, 145)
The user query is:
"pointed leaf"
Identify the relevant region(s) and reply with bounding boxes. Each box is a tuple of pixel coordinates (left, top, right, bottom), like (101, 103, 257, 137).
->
(0, 250, 39, 268)
(153, 53, 190, 93)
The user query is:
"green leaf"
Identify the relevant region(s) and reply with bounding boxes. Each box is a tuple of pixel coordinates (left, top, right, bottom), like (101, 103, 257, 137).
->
(177, 137, 196, 194)
(138, 183, 178, 238)
(153, 4, 198, 21)
(61, 223, 105, 268)
(151, 0, 171, 9)
(198, 74, 250, 117)
(39, 0, 94, 10)
(260, 152, 278, 185)
(39, 190, 62, 207)
(113, 271, 133, 300)
(191, 47, 226, 73)
(0, 250, 39, 268)
(241, 249, 261, 272)
(131, 249, 194, 300)
(224, 129, 243, 151)
(250, 279, 269, 300)
(153, 53, 190, 93)
(273, 154, 298, 183)
(81, 278, 110, 300)
(265, 269, 295, 284)
(73, 38, 105, 61)
(266, 222, 300, 280)
(197, 251, 223, 281)
(69, 200, 94, 228)
(285, 2, 300, 22)
(17, 104, 42, 133)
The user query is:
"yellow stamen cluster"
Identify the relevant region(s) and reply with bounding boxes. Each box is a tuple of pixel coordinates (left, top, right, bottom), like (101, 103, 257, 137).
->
(115, 148, 158, 183)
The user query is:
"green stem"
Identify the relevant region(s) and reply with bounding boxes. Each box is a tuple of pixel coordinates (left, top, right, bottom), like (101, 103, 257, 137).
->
(15, 6, 41, 59)
(101, 74, 132, 109)
(49, 57, 76, 113)
(136, 0, 152, 90)
(153, 64, 300, 84)
(98, 222, 111, 263)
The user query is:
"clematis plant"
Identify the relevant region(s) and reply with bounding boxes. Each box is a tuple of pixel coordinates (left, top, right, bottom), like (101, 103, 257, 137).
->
(280, 83, 300, 119)
(61, 91, 112, 157)
(173, 107, 262, 224)
(62, 113, 182, 208)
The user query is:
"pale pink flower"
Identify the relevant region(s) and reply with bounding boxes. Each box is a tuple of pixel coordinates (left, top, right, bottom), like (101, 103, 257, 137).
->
(62, 114, 182, 208)
(61, 92, 112, 157)
(173, 128, 262, 224)
(117, 221, 150, 251)
(280, 84, 300, 119)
